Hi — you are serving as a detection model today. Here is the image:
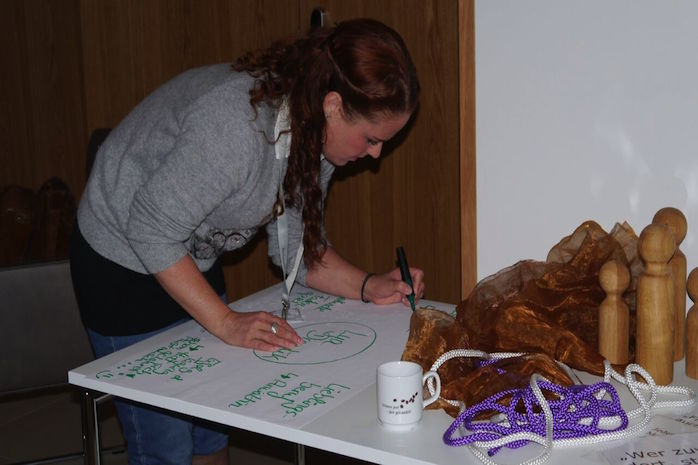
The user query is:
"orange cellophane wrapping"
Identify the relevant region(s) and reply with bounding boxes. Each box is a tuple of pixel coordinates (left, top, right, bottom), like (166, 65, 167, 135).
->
(402, 221, 641, 417)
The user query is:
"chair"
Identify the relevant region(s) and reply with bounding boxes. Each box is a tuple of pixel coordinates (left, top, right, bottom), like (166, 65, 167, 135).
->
(0, 127, 118, 465)
(0, 260, 93, 393)
(0, 260, 117, 465)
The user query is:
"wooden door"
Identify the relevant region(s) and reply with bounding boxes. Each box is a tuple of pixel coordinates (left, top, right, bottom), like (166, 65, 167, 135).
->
(459, 0, 477, 299)
(299, 0, 474, 303)
(0, 0, 86, 198)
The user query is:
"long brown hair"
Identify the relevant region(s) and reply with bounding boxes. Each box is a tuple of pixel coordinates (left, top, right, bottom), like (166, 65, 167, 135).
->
(233, 18, 420, 268)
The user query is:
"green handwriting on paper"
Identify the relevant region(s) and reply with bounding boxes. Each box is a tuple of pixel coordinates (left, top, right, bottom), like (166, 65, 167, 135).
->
(292, 292, 346, 312)
(314, 296, 345, 312)
(94, 336, 221, 382)
(228, 372, 299, 408)
(271, 381, 351, 419)
(228, 372, 351, 419)
(292, 292, 325, 307)
(253, 322, 376, 365)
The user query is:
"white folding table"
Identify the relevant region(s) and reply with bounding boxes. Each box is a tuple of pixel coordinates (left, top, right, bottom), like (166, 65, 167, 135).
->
(69, 284, 698, 465)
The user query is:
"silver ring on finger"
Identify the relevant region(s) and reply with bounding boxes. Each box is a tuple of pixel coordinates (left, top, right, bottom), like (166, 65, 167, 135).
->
(270, 322, 278, 335)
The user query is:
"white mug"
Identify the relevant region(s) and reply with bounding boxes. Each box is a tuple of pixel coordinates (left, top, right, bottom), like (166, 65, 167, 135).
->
(376, 361, 441, 431)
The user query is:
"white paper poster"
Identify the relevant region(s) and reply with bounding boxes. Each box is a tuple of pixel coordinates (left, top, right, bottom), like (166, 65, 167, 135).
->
(82, 284, 455, 428)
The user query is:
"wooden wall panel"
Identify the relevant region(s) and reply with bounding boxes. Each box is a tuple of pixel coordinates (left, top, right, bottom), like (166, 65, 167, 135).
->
(0, 1, 29, 188)
(459, 0, 477, 299)
(0, 0, 87, 198)
(79, 0, 299, 136)
(79, 0, 186, 134)
(300, 0, 464, 303)
(1, 0, 474, 304)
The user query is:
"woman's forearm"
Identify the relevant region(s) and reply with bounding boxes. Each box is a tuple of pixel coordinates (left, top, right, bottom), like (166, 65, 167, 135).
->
(305, 246, 424, 306)
(154, 254, 231, 337)
(154, 254, 301, 350)
(304, 246, 368, 300)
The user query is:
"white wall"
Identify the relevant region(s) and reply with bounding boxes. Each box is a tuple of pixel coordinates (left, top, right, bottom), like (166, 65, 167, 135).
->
(476, 1, 698, 283)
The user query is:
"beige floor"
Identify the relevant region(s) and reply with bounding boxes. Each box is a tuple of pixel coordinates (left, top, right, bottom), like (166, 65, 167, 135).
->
(0, 387, 369, 465)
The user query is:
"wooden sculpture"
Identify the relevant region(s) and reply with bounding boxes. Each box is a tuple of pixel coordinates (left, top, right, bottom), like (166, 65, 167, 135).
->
(686, 268, 698, 379)
(598, 260, 630, 364)
(636, 223, 675, 385)
(653, 207, 688, 360)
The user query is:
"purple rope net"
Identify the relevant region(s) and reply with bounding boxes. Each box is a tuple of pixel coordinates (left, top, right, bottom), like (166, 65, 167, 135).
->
(443, 379, 628, 456)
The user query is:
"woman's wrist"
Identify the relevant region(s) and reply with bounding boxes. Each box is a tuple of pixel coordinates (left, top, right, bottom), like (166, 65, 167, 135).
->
(209, 306, 237, 342)
(360, 272, 375, 303)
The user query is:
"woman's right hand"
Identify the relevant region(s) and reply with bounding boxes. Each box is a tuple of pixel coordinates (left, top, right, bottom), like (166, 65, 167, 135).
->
(218, 310, 303, 351)
(153, 255, 302, 351)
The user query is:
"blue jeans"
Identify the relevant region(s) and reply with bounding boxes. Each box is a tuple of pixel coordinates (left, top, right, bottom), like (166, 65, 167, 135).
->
(88, 319, 228, 465)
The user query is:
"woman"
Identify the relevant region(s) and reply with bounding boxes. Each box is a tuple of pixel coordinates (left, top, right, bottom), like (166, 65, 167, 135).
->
(71, 18, 424, 465)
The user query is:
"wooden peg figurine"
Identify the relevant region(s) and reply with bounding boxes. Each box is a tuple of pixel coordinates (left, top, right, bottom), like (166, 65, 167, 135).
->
(653, 207, 688, 360)
(686, 268, 698, 379)
(636, 223, 676, 385)
(598, 260, 630, 364)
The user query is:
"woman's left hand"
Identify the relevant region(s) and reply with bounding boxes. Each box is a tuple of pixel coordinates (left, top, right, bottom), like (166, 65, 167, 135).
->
(363, 267, 425, 307)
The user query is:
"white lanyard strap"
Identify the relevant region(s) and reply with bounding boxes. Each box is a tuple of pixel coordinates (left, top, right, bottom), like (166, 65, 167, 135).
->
(274, 99, 304, 318)
(276, 191, 304, 313)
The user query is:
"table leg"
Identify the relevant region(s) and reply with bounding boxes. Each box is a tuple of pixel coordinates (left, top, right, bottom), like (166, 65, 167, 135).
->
(81, 389, 99, 465)
(81, 389, 113, 465)
(293, 443, 306, 465)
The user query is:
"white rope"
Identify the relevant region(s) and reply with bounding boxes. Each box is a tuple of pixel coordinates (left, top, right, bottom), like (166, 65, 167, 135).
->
(432, 349, 696, 465)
